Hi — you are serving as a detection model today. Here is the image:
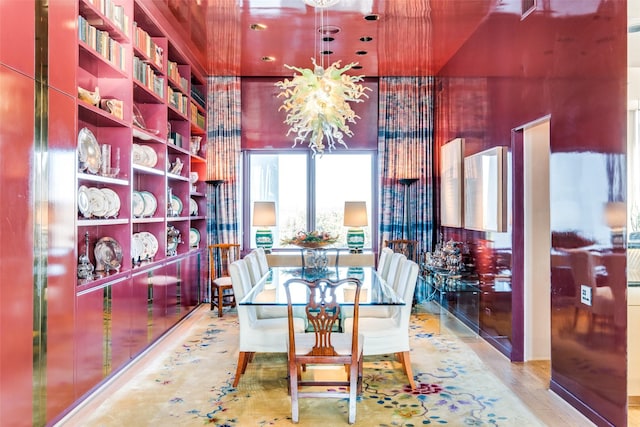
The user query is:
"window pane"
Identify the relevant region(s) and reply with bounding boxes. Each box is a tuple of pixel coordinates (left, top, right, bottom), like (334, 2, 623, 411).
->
(249, 153, 307, 249)
(315, 154, 373, 248)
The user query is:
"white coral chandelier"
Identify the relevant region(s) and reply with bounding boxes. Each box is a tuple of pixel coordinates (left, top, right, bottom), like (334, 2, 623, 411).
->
(276, 59, 369, 156)
(275, 0, 370, 156)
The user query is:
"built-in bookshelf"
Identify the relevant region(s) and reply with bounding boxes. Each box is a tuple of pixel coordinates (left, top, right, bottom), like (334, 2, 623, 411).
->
(75, 0, 207, 289)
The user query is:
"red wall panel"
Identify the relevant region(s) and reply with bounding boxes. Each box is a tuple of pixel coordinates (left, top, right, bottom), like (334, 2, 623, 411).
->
(46, 88, 79, 420)
(436, 3, 627, 426)
(0, 0, 35, 77)
(0, 64, 36, 427)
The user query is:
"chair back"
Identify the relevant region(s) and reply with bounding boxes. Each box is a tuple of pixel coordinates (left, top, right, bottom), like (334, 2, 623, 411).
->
(385, 252, 407, 289)
(385, 239, 418, 261)
(395, 259, 420, 320)
(244, 251, 263, 285)
(376, 247, 394, 278)
(229, 259, 257, 327)
(254, 247, 270, 276)
(209, 243, 241, 280)
(284, 277, 362, 358)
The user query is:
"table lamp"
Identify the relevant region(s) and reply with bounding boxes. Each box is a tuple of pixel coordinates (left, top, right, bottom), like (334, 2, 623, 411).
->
(344, 201, 368, 253)
(253, 201, 276, 253)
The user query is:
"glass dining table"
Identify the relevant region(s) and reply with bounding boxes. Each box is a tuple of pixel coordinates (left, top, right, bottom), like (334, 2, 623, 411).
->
(239, 266, 406, 307)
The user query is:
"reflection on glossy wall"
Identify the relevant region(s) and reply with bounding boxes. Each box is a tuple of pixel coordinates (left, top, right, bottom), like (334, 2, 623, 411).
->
(436, 2, 627, 426)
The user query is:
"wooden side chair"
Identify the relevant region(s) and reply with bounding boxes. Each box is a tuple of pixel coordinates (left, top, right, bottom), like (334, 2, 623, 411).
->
(384, 239, 418, 261)
(283, 277, 364, 424)
(208, 243, 241, 316)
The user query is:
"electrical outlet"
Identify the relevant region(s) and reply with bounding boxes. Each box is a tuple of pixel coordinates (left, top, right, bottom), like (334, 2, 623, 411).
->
(580, 285, 592, 306)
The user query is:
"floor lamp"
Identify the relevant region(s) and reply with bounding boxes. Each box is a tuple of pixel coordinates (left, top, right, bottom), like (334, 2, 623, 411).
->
(206, 179, 225, 245)
(399, 177, 418, 244)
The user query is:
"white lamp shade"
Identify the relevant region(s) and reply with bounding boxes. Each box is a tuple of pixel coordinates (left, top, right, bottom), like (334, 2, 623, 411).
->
(343, 201, 368, 227)
(253, 201, 277, 227)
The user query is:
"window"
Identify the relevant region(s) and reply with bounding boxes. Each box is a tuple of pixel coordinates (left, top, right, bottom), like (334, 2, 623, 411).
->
(245, 151, 376, 251)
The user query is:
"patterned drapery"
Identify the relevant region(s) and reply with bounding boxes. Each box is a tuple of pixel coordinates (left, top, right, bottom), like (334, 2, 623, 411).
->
(207, 76, 241, 246)
(378, 77, 435, 257)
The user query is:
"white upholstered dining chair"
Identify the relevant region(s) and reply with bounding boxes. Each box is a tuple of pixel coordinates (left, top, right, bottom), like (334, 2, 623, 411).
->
(342, 258, 420, 390)
(228, 259, 305, 387)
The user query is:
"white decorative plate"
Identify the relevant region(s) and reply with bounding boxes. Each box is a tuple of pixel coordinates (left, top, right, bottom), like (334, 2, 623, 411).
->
(78, 185, 91, 218)
(131, 234, 144, 260)
(139, 231, 159, 258)
(140, 191, 157, 217)
(132, 191, 145, 217)
(189, 228, 200, 247)
(78, 127, 101, 174)
(189, 198, 198, 216)
(132, 144, 144, 165)
(87, 187, 107, 217)
(101, 188, 120, 217)
(140, 145, 157, 167)
(170, 194, 183, 216)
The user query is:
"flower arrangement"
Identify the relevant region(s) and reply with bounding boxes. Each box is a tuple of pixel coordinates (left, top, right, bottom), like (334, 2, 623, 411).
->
(281, 230, 338, 248)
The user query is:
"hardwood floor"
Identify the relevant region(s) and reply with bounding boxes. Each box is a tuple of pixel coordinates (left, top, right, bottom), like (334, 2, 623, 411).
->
(426, 301, 640, 426)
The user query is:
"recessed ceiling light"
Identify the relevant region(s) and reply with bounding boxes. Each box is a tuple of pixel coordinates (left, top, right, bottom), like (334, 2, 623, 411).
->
(250, 23, 267, 31)
(364, 14, 379, 21)
(359, 36, 373, 42)
(319, 25, 340, 35)
(355, 50, 367, 55)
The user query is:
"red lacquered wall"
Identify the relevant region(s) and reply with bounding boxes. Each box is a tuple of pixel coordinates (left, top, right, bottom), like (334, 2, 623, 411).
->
(0, 64, 36, 427)
(436, 2, 627, 426)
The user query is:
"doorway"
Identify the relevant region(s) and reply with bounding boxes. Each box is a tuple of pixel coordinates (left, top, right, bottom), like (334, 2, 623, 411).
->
(522, 118, 551, 361)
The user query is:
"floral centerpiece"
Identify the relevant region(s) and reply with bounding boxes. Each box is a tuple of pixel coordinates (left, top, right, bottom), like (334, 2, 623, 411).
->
(281, 230, 338, 248)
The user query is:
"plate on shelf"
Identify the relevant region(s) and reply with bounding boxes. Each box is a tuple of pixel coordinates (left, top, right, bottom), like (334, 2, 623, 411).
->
(132, 191, 145, 217)
(131, 234, 144, 261)
(78, 185, 91, 218)
(101, 188, 120, 218)
(78, 127, 101, 174)
(132, 144, 144, 166)
(190, 198, 198, 216)
(87, 187, 108, 217)
(170, 195, 183, 216)
(139, 231, 159, 259)
(140, 191, 157, 217)
(94, 237, 123, 272)
(140, 145, 158, 168)
(189, 228, 200, 247)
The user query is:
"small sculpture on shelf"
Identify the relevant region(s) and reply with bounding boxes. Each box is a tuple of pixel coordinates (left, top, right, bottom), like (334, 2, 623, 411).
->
(167, 226, 182, 256)
(77, 231, 94, 281)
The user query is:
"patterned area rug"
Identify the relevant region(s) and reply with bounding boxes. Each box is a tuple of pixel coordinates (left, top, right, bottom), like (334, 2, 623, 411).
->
(64, 307, 544, 426)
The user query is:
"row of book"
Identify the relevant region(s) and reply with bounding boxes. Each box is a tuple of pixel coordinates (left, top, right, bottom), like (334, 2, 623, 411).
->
(191, 87, 205, 109)
(168, 60, 189, 93)
(190, 103, 205, 130)
(168, 87, 189, 116)
(78, 15, 126, 71)
(84, 0, 129, 36)
(133, 22, 163, 71)
(133, 56, 164, 98)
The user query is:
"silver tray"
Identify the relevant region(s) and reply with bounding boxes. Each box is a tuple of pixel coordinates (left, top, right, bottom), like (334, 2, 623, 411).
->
(94, 237, 123, 272)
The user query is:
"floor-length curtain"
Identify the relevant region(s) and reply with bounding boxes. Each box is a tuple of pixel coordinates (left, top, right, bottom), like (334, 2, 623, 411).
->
(207, 76, 241, 246)
(378, 76, 435, 257)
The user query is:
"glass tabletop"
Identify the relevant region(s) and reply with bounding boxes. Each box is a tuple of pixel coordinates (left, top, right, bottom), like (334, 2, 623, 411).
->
(239, 266, 405, 306)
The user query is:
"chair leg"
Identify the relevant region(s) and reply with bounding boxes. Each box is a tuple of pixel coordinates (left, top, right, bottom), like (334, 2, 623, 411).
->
(348, 362, 357, 424)
(217, 287, 224, 317)
(233, 351, 253, 387)
(398, 351, 417, 390)
(289, 363, 299, 423)
(210, 282, 215, 311)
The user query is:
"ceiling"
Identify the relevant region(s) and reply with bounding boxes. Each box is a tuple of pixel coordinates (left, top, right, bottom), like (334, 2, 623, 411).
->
(153, 0, 635, 100)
